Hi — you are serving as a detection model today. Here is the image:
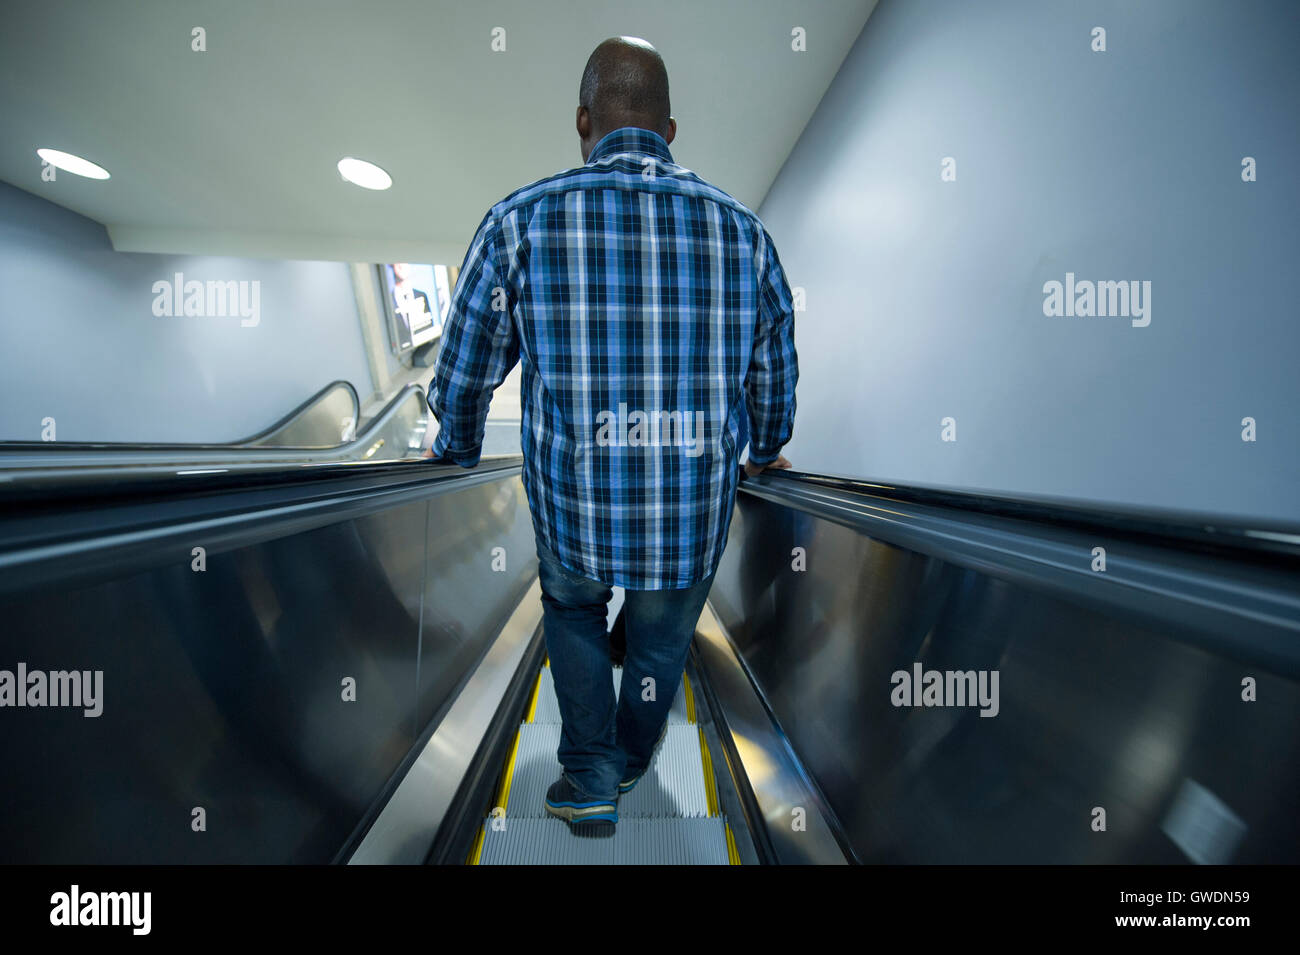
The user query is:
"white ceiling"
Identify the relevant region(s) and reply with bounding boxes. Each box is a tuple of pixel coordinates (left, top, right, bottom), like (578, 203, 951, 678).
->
(0, 0, 876, 263)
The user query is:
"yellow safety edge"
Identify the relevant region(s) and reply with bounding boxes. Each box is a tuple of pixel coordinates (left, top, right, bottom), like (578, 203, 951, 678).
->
(467, 666, 544, 864)
(524, 664, 543, 723)
(698, 726, 720, 817)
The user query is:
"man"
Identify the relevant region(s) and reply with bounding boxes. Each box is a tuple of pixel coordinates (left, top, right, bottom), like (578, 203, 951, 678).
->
(428, 36, 796, 837)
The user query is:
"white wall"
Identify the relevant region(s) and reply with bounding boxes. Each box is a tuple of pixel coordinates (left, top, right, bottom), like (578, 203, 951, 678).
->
(762, 0, 1300, 522)
(0, 182, 374, 443)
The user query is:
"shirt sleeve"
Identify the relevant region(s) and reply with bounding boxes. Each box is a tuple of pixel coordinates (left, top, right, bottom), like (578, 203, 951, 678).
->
(744, 226, 798, 466)
(427, 211, 520, 468)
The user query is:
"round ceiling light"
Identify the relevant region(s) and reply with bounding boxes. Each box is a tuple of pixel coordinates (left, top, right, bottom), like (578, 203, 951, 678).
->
(337, 156, 392, 191)
(36, 148, 110, 180)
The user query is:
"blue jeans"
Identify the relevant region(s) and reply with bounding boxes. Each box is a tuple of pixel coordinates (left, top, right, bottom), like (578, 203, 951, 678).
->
(536, 538, 716, 801)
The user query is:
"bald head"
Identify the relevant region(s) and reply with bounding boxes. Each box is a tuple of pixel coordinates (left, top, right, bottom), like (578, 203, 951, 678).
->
(577, 37, 676, 161)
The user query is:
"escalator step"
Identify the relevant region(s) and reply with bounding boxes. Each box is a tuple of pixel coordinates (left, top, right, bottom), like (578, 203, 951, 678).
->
(477, 817, 731, 865)
(503, 723, 712, 819)
(529, 665, 692, 726)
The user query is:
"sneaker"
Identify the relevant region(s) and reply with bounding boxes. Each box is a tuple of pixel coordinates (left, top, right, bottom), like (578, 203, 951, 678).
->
(544, 776, 617, 837)
(618, 721, 668, 795)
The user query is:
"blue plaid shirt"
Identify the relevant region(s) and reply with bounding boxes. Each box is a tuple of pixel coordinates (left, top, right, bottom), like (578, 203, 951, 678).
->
(429, 126, 797, 589)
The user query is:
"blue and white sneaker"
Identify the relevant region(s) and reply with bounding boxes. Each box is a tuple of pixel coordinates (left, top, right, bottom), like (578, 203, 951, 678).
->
(618, 721, 669, 795)
(544, 776, 617, 837)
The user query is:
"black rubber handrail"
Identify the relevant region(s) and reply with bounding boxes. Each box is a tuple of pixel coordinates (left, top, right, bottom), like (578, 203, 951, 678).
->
(739, 468, 1300, 681)
(0, 453, 524, 600)
(743, 468, 1300, 561)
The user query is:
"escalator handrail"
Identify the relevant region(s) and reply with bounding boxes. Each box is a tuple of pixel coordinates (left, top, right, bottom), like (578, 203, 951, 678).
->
(742, 468, 1300, 560)
(0, 379, 362, 453)
(0, 447, 526, 607)
(0, 383, 450, 493)
(738, 467, 1300, 681)
(233, 379, 360, 447)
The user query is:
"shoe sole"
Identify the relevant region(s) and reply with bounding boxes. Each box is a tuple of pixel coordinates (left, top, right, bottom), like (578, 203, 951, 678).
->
(544, 799, 618, 838)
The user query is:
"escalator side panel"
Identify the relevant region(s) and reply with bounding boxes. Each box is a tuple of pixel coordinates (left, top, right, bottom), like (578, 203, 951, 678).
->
(0, 468, 533, 864)
(707, 490, 1300, 864)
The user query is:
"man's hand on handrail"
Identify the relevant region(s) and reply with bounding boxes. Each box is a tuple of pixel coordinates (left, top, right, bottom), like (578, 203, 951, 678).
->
(421, 448, 455, 465)
(744, 454, 792, 479)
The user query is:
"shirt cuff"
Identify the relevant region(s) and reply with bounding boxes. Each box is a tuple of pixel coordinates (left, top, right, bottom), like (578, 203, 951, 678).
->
(430, 429, 482, 468)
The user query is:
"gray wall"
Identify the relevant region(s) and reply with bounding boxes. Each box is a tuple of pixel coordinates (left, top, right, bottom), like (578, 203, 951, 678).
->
(0, 182, 374, 443)
(762, 0, 1300, 523)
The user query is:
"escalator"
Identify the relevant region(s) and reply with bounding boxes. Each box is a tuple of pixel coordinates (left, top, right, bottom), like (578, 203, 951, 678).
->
(0, 378, 426, 477)
(2, 400, 1298, 865)
(236, 379, 362, 447)
(469, 661, 739, 864)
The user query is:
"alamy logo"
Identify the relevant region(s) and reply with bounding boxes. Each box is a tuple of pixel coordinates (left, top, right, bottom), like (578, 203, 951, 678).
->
(0, 663, 103, 717)
(50, 885, 150, 935)
(595, 403, 705, 458)
(890, 663, 1000, 717)
(1042, 272, 1150, 327)
(151, 272, 261, 327)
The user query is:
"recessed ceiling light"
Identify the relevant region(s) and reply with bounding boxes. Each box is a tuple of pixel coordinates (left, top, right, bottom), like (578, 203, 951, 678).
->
(36, 148, 110, 180)
(337, 157, 392, 191)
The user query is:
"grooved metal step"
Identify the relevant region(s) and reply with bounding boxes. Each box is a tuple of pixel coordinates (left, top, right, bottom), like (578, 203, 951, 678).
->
(503, 722, 711, 819)
(478, 818, 731, 865)
(530, 665, 691, 725)
(471, 649, 738, 865)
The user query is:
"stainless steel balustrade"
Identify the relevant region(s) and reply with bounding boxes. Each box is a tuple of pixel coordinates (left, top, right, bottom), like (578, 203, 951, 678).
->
(703, 469, 1300, 864)
(0, 399, 531, 862)
(0, 383, 430, 487)
(3, 412, 1295, 865)
(237, 379, 361, 448)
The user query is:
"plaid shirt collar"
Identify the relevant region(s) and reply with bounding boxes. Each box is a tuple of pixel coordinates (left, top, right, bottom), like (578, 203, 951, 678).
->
(585, 126, 675, 166)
